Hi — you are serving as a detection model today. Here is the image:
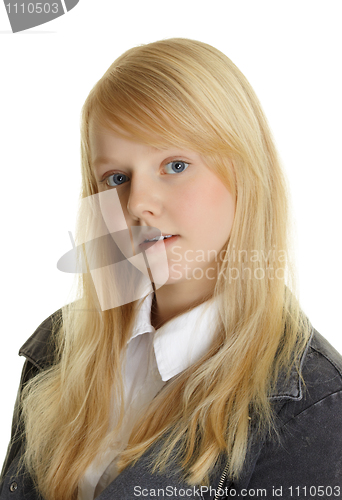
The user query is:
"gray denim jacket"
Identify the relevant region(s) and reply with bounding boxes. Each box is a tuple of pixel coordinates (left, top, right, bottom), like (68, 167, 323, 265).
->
(1, 310, 342, 500)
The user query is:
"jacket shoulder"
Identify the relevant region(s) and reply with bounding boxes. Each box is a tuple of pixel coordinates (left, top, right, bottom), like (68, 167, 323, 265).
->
(260, 328, 342, 445)
(299, 328, 342, 405)
(19, 308, 63, 371)
(309, 328, 342, 376)
(276, 328, 342, 420)
(237, 330, 342, 490)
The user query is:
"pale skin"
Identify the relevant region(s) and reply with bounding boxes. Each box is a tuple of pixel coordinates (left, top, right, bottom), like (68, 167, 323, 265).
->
(89, 121, 235, 329)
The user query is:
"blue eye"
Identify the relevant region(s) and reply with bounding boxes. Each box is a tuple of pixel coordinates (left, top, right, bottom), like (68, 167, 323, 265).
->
(106, 173, 129, 187)
(165, 161, 189, 174)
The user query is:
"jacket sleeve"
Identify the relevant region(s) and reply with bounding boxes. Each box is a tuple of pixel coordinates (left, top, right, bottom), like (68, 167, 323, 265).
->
(0, 359, 39, 494)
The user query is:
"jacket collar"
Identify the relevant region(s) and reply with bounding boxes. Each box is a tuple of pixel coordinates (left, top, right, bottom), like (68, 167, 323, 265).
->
(269, 326, 314, 400)
(19, 308, 62, 371)
(19, 308, 313, 401)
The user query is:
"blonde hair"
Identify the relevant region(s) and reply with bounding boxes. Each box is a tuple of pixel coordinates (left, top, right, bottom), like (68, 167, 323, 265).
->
(20, 38, 311, 500)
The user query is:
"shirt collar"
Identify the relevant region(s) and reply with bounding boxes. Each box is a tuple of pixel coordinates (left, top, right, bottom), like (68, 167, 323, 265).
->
(129, 293, 220, 382)
(129, 292, 156, 340)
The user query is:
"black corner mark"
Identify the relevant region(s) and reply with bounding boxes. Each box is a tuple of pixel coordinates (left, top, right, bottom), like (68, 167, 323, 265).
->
(4, 0, 80, 33)
(64, 0, 79, 11)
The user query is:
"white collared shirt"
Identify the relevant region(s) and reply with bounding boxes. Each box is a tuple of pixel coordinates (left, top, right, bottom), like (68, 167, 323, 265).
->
(78, 293, 220, 500)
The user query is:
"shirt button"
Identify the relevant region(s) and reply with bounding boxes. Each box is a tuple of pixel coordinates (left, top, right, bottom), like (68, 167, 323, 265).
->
(9, 481, 18, 492)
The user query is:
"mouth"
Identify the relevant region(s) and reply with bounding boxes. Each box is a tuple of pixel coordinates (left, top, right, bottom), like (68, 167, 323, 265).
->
(138, 233, 179, 250)
(143, 234, 173, 243)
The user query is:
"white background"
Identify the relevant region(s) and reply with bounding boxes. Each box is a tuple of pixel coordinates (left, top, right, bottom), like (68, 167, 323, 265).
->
(0, 1, 341, 465)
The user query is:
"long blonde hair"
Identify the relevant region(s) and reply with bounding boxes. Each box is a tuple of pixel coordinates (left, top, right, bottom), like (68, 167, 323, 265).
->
(21, 38, 311, 500)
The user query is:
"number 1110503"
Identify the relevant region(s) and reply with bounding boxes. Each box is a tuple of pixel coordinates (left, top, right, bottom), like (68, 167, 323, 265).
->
(288, 485, 341, 497)
(5, 3, 59, 14)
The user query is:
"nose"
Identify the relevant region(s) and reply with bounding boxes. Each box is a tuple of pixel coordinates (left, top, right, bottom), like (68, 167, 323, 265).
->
(126, 173, 163, 222)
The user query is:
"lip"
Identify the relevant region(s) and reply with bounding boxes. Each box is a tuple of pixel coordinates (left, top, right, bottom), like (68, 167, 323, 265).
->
(139, 234, 179, 251)
(134, 228, 161, 247)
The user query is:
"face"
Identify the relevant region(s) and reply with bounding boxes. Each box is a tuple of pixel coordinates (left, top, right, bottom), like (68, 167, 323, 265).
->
(89, 121, 235, 290)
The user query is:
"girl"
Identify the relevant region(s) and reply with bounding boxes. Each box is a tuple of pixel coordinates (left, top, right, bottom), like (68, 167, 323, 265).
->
(1, 38, 341, 500)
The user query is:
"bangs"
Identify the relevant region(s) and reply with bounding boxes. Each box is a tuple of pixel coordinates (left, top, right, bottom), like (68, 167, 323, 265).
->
(83, 52, 233, 156)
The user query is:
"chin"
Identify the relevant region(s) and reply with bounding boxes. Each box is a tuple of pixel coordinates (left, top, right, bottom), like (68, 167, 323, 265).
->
(162, 268, 189, 286)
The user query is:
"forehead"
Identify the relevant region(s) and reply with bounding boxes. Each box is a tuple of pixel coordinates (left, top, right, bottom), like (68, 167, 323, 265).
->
(88, 119, 203, 168)
(89, 116, 173, 152)
(89, 121, 165, 166)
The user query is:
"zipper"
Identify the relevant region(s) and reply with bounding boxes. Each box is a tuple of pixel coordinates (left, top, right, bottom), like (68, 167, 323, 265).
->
(214, 461, 230, 500)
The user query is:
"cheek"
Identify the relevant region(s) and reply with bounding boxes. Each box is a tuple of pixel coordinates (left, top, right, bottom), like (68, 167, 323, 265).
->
(213, 188, 235, 237)
(178, 178, 235, 238)
(99, 190, 128, 232)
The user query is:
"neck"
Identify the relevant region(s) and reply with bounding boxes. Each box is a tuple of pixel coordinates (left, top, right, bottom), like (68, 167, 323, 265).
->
(151, 278, 215, 330)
